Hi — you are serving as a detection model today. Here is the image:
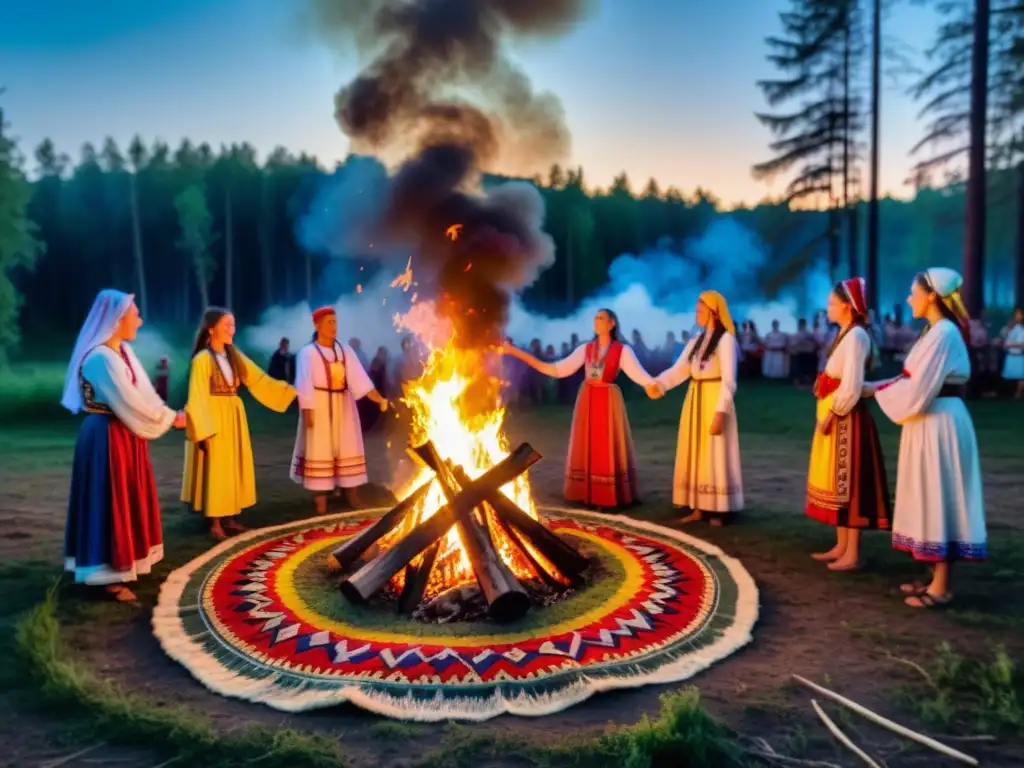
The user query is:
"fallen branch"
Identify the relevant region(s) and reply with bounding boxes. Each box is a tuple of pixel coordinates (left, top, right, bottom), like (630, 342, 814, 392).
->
(792, 674, 979, 766)
(743, 737, 844, 767)
(811, 700, 882, 768)
(40, 743, 107, 768)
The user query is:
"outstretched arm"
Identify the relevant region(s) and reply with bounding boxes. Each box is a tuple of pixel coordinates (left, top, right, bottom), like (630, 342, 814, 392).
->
(503, 342, 586, 379)
(655, 339, 696, 392)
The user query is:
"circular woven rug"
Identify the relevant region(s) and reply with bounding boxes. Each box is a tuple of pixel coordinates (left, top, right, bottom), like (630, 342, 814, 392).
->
(153, 506, 758, 721)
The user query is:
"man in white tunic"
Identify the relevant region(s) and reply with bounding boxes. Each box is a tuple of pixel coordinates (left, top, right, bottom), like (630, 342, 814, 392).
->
(290, 306, 389, 513)
(761, 320, 790, 379)
(865, 267, 986, 609)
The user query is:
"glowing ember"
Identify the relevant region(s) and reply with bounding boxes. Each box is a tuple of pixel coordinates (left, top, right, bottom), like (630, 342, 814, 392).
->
(445, 223, 463, 241)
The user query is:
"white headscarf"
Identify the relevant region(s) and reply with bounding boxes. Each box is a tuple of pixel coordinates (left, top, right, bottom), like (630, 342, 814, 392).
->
(61, 289, 135, 414)
(922, 267, 963, 297)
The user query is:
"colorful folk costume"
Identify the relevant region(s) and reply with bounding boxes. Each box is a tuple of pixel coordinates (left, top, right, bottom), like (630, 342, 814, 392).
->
(62, 290, 177, 585)
(873, 268, 986, 565)
(656, 291, 744, 521)
(552, 339, 657, 509)
(806, 278, 892, 532)
(181, 346, 296, 519)
(291, 308, 377, 492)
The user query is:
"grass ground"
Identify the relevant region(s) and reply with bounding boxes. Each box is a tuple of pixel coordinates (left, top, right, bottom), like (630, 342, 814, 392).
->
(1, 363, 1022, 767)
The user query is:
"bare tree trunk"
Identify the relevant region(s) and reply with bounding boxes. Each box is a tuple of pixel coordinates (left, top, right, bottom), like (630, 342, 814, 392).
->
(1015, 160, 1024, 308)
(258, 173, 273, 307)
(962, 0, 990, 316)
(842, 14, 856, 278)
(565, 218, 574, 306)
(181, 257, 190, 326)
(129, 173, 148, 317)
(224, 189, 234, 309)
(866, 0, 881, 314)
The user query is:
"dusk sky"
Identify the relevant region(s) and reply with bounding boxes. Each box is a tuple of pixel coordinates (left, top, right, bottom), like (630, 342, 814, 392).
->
(1, 0, 942, 207)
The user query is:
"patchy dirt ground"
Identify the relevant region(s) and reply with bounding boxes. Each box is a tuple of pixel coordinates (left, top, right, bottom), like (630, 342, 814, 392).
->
(2, 387, 1023, 767)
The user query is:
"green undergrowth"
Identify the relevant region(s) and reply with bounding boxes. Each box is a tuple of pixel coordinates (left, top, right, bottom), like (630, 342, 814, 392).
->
(898, 642, 1024, 736)
(13, 589, 747, 768)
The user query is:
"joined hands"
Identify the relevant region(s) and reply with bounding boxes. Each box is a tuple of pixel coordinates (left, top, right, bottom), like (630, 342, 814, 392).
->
(645, 382, 665, 400)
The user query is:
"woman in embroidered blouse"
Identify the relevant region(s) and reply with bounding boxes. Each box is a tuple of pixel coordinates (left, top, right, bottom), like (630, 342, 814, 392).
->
(806, 278, 891, 571)
(62, 290, 186, 601)
(181, 308, 297, 540)
(501, 308, 659, 510)
(652, 291, 743, 526)
(863, 268, 986, 609)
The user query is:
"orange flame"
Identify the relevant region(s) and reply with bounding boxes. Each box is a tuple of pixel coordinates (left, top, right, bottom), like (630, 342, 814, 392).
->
(445, 223, 463, 241)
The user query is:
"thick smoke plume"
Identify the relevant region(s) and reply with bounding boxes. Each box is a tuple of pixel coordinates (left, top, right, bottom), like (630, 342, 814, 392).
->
(306, 0, 596, 347)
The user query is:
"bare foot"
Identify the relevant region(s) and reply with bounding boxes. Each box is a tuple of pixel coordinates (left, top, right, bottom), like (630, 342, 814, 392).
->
(210, 522, 227, 541)
(709, 517, 724, 527)
(811, 547, 844, 562)
(104, 584, 137, 602)
(905, 591, 952, 609)
(678, 510, 703, 524)
(224, 519, 248, 533)
(827, 558, 862, 572)
(344, 487, 363, 509)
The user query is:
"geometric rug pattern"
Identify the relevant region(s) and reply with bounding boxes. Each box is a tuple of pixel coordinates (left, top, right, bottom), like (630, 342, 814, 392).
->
(153, 506, 758, 721)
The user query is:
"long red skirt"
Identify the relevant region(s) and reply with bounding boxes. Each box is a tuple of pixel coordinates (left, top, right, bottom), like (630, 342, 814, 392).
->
(65, 414, 164, 584)
(563, 382, 640, 509)
(806, 402, 892, 529)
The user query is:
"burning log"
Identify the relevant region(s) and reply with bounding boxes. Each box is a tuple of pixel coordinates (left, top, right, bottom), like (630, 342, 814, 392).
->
(338, 443, 541, 607)
(327, 480, 434, 572)
(413, 442, 531, 623)
(397, 542, 440, 615)
(417, 452, 587, 586)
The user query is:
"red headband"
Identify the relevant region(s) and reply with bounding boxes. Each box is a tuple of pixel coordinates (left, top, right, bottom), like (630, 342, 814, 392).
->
(312, 306, 335, 324)
(841, 277, 868, 317)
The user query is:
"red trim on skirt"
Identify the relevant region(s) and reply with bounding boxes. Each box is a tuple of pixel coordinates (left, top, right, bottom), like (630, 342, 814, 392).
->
(107, 419, 163, 573)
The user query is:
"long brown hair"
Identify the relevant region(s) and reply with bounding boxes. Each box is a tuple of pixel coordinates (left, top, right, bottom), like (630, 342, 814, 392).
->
(192, 307, 246, 383)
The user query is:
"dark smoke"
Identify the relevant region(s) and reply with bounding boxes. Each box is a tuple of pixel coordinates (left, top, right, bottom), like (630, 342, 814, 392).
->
(306, 0, 595, 348)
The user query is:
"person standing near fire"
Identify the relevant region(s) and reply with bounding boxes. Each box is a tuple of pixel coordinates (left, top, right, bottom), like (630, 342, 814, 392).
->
(650, 291, 744, 526)
(182, 308, 297, 540)
(500, 308, 660, 510)
(805, 278, 891, 571)
(290, 306, 389, 514)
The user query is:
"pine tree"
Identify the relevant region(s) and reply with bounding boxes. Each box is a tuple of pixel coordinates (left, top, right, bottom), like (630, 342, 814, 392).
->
(0, 97, 43, 364)
(753, 0, 865, 283)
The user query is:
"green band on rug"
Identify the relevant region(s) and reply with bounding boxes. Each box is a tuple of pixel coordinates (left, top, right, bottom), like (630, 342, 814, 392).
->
(153, 507, 759, 720)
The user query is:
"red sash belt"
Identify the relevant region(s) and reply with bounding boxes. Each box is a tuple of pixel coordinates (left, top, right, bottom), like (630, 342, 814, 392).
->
(813, 372, 840, 399)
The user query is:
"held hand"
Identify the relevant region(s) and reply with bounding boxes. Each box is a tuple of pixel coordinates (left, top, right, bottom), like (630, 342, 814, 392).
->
(709, 411, 726, 436)
(818, 412, 835, 436)
(379, 398, 389, 412)
(861, 383, 876, 399)
(173, 411, 186, 430)
(645, 382, 664, 400)
(303, 409, 315, 428)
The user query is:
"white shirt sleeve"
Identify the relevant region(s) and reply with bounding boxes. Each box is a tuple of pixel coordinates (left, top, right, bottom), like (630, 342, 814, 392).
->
(714, 334, 739, 413)
(343, 344, 375, 400)
(295, 346, 316, 411)
(550, 344, 587, 379)
(655, 338, 696, 391)
(831, 328, 869, 417)
(618, 345, 655, 387)
(82, 348, 176, 440)
(875, 322, 955, 424)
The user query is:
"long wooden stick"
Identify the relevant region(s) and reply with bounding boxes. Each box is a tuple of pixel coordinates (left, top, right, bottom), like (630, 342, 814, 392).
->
(792, 675, 979, 766)
(810, 700, 882, 768)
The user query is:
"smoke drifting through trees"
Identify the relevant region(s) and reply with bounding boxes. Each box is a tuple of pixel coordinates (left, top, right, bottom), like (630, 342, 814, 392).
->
(307, 0, 596, 347)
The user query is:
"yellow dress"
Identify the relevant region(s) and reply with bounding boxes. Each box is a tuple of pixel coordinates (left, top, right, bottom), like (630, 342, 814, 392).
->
(181, 348, 296, 518)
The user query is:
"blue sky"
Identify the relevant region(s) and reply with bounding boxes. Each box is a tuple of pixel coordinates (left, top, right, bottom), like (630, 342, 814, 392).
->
(0, 0, 941, 207)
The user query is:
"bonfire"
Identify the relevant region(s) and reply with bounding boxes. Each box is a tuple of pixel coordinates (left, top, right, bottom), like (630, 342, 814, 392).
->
(329, 250, 588, 624)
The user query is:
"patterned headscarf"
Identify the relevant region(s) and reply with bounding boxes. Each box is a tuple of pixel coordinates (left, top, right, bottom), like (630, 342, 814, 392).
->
(698, 290, 736, 336)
